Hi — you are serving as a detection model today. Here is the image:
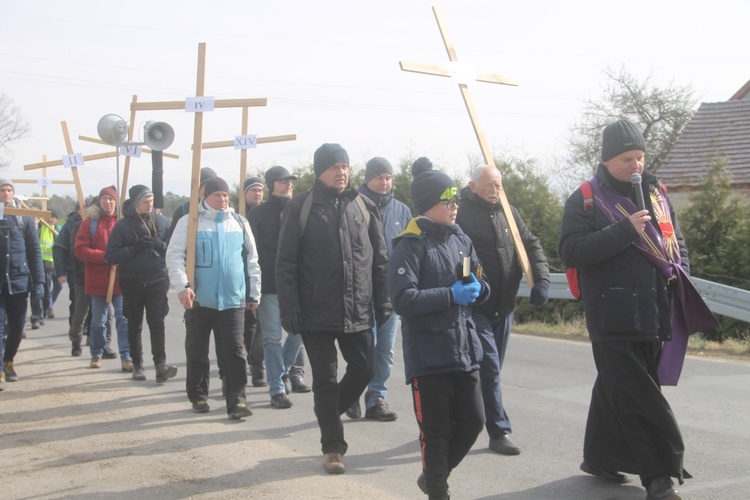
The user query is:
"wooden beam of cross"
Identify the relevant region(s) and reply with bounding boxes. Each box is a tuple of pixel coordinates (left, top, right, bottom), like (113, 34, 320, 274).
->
(13, 159, 75, 211)
(197, 106, 296, 217)
(399, 6, 533, 286)
(130, 42, 268, 285)
(23, 122, 116, 219)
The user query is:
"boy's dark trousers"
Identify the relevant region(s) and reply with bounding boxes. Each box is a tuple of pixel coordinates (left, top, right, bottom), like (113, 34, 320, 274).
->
(411, 370, 484, 499)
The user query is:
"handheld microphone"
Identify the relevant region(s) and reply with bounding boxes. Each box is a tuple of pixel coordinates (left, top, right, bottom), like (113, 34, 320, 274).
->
(630, 173, 646, 211)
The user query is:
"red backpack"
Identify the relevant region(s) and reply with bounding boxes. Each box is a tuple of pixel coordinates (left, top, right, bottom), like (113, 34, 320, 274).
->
(565, 181, 593, 300)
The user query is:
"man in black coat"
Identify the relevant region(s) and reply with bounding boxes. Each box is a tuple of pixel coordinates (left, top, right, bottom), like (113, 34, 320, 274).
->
(456, 165, 550, 456)
(275, 143, 390, 475)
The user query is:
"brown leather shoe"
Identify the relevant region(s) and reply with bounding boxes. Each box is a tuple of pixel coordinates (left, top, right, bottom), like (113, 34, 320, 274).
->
(121, 360, 134, 373)
(90, 357, 102, 369)
(323, 452, 345, 474)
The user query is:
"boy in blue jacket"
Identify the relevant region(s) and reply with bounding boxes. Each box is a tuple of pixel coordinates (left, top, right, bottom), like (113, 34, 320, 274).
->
(388, 167, 489, 500)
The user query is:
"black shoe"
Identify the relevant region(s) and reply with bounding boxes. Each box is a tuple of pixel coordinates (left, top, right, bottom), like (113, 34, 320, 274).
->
(102, 348, 117, 360)
(646, 476, 680, 500)
(132, 367, 147, 381)
(345, 401, 362, 419)
(489, 433, 521, 455)
(580, 461, 628, 483)
(192, 401, 210, 413)
(417, 472, 428, 495)
(281, 375, 292, 394)
(270, 393, 293, 409)
(71, 342, 82, 357)
(31, 322, 40, 330)
(365, 397, 398, 421)
(251, 372, 268, 387)
(228, 402, 253, 419)
(290, 374, 311, 393)
(155, 364, 178, 383)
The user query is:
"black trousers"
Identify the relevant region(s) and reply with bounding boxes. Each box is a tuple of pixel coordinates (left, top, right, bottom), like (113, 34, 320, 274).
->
(0, 286, 29, 362)
(411, 370, 484, 499)
(243, 308, 264, 373)
(301, 329, 374, 455)
(185, 306, 247, 412)
(584, 341, 685, 487)
(120, 277, 170, 369)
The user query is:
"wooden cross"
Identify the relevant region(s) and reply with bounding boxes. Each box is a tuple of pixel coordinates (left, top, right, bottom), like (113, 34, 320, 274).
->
(198, 106, 296, 217)
(400, 6, 534, 286)
(13, 159, 75, 210)
(130, 42, 268, 284)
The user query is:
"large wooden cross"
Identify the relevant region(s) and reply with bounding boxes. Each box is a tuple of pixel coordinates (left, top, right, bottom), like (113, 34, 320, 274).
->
(130, 42, 268, 284)
(199, 106, 296, 217)
(13, 158, 74, 234)
(400, 6, 534, 286)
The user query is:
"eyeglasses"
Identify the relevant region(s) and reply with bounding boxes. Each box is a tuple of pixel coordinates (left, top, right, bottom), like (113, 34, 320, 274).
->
(440, 197, 461, 210)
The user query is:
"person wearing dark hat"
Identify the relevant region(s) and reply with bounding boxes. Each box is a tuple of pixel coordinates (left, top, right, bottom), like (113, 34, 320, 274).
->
(275, 143, 390, 474)
(248, 166, 306, 409)
(243, 176, 265, 212)
(560, 119, 713, 499)
(345, 156, 412, 422)
(456, 165, 550, 456)
(166, 166, 218, 243)
(388, 168, 489, 499)
(166, 176, 261, 420)
(105, 185, 177, 383)
(75, 186, 132, 372)
(0, 178, 44, 390)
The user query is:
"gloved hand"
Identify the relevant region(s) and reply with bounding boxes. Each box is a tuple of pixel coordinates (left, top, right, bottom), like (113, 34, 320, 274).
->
(133, 238, 152, 251)
(450, 273, 481, 306)
(529, 279, 550, 306)
(281, 313, 303, 335)
(32, 283, 44, 298)
(376, 307, 393, 326)
(142, 236, 166, 252)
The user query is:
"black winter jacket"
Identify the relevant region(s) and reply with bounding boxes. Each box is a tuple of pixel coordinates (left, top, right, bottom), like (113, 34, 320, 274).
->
(248, 194, 288, 294)
(275, 181, 390, 333)
(456, 187, 549, 318)
(559, 164, 688, 342)
(105, 201, 170, 283)
(52, 210, 81, 283)
(389, 217, 489, 384)
(0, 207, 44, 294)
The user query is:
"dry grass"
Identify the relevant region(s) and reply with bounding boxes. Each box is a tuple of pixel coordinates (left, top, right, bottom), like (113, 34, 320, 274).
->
(514, 320, 750, 360)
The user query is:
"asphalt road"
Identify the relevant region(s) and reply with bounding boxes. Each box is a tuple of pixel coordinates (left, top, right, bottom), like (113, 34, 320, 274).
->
(1, 289, 749, 499)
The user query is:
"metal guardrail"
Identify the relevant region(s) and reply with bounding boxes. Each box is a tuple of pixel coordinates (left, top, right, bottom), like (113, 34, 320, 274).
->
(517, 273, 750, 323)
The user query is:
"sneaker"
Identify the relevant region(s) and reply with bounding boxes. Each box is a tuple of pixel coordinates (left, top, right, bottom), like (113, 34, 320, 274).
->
(47, 307, 55, 319)
(192, 400, 210, 413)
(71, 342, 82, 357)
(489, 432, 521, 455)
(345, 401, 362, 419)
(323, 452, 345, 474)
(102, 348, 117, 360)
(270, 393, 293, 409)
(365, 397, 398, 421)
(0, 371, 6, 391)
(4, 361, 19, 382)
(290, 374, 311, 393)
(90, 357, 102, 369)
(155, 364, 178, 383)
(121, 360, 134, 373)
(281, 374, 292, 394)
(132, 367, 146, 381)
(31, 322, 40, 330)
(228, 402, 253, 419)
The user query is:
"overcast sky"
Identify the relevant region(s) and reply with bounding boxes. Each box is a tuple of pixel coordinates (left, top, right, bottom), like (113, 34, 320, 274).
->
(1, 0, 748, 199)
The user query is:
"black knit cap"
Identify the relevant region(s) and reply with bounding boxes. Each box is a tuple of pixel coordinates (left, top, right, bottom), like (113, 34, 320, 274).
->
(243, 176, 264, 193)
(601, 119, 647, 162)
(128, 184, 153, 207)
(410, 170, 457, 215)
(202, 177, 230, 198)
(199, 167, 217, 186)
(364, 157, 393, 183)
(313, 143, 349, 178)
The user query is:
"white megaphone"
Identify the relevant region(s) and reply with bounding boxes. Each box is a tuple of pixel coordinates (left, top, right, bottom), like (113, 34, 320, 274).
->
(97, 114, 129, 145)
(143, 121, 175, 151)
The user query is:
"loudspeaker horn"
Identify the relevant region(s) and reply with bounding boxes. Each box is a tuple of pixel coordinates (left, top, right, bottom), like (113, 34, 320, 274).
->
(144, 121, 175, 151)
(97, 114, 129, 145)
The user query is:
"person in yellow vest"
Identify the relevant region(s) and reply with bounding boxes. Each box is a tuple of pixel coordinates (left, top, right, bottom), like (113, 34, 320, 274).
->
(30, 210, 61, 329)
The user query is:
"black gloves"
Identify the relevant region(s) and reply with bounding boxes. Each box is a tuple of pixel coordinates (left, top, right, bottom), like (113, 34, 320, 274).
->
(529, 279, 550, 306)
(143, 236, 167, 252)
(281, 313, 303, 335)
(376, 307, 393, 327)
(133, 238, 151, 251)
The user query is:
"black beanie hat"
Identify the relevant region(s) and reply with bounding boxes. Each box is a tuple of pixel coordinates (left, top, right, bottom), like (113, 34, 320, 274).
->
(202, 177, 230, 198)
(411, 157, 434, 178)
(200, 167, 218, 186)
(313, 143, 349, 178)
(601, 119, 647, 162)
(364, 157, 393, 183)
(128, 184, 153, 207)
(410, 170, 457, 215)
(243, 176, 264, 193)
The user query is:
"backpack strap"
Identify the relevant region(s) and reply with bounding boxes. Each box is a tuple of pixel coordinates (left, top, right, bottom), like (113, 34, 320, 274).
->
(353, 195, 371, 227)
(298, 190, 371, 236)
(89, 218, 98, 238)
(580, 181, 593, 212)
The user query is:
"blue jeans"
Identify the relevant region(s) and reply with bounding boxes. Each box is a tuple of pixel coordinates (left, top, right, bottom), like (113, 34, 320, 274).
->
(364, 311, 399, 408)
(258, 294, 303, 396)
(474, 311, 513, 437)
(89, 295, 130, 360)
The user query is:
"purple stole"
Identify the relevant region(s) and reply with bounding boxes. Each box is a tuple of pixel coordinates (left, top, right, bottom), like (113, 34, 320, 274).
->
(588, 177, 718, 385)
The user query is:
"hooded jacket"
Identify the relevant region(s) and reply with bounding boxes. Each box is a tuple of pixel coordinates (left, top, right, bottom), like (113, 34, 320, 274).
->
(0, 202, 44, 294)
(357, 184, 413, 256)
(74, 204, 120, 297)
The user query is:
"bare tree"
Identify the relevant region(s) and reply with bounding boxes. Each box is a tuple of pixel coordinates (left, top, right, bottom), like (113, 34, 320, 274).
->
(556, 67, 697, 194)
(0, 93, 30, 169)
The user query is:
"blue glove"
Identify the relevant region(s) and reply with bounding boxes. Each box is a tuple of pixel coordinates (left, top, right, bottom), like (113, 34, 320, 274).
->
(450, 273, 481, 306)
(529, 279, 550, 306)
